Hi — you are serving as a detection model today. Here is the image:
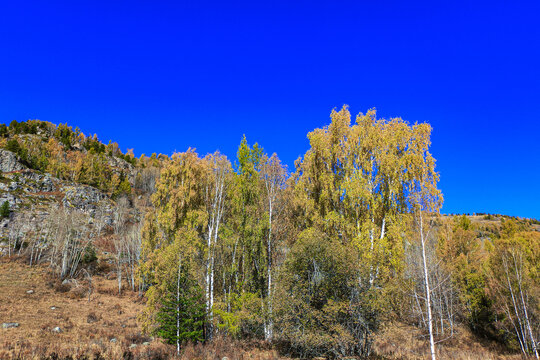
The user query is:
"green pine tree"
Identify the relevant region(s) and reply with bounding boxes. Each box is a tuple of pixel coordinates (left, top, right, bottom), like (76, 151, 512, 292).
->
(154, 266, 205, 353)
(0, 201, 10, 218)
(5, 139, 21, 154)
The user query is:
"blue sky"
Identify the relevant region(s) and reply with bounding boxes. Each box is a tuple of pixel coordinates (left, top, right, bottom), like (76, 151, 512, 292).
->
(1, 1, 539, 218)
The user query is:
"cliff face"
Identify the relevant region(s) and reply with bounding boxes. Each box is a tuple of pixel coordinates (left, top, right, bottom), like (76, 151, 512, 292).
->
(0, 149, 26, 173)
(0, 149, 118, 254)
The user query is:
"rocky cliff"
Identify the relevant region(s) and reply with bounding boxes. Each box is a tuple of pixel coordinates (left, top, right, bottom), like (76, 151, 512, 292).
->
(0, 149, 118, 254)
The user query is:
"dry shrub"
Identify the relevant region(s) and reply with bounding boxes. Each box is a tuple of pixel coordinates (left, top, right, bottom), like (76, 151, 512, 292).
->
(134, 342, 176, 360)
(96, 285, 116, 295)
(87, 311, 100, 324)
(103, 320, 116, 327)
(63, 318, 75, 331)
(68, 286, 87, 299)
(47, 279, 56, 289)
(372, 322, 523, 360)
(180, 335, 279, 360)
(54, 282, 71, 293)
(125, 333, 151, 345)
(95, 260, 113, 274)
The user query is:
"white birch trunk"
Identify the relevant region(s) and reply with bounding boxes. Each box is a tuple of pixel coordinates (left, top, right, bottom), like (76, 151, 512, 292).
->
(266, 197, 274, 341)
(503, 256, 527, 353)
(514, 252, 539, 359)
(419, 212, 436, 360)
(205, 164, 226, 340)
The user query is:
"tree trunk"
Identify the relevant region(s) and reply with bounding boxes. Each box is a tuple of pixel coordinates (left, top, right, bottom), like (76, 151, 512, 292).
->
(514, 252, 539, 359)
(265, 200, 274, 341)
(503, 255, 528, 354)
(117, 260, 122, 295)
(419, 212, 436, 360)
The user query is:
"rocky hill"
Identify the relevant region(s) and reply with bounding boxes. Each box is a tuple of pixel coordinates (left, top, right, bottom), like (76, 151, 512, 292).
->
(0, 148, 125, 257)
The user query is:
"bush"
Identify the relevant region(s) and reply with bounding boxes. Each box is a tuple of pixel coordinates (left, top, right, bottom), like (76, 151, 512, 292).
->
(81, 245, 97, 264)
(54, 282, 71, 293)
(0, 201, 10, 218)
(0, 124, 7, 137)
(87, 312, 100, 323)
(113, 177, 131, 199)
(68, 286, 87, 299)
(274, 228, 375, 358)
(5, 139, 21, 153)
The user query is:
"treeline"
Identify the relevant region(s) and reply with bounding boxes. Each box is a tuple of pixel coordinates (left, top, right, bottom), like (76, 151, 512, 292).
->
(139, 107, 539, 359)
(1, 110, 538, 359)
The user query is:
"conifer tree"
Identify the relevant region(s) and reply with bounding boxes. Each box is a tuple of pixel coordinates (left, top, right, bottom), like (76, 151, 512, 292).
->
(155, 255, 205, 354)
(0, 201, 10, 218)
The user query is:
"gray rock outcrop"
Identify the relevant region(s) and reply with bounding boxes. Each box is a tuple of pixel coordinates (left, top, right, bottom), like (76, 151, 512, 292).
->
(0, 150, 26, 173)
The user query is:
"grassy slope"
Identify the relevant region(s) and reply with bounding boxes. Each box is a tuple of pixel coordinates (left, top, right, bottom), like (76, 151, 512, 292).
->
(0, 260, 279, 359)
(1, 212, 534, 359)
(372, 323, 521, 360)
(0, 259, 523, 360)
(0, 259, 154, 359)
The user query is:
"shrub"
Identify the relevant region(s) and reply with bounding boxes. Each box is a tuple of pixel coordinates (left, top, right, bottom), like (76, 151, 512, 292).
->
(0, 201, 10, 218)
(274, 228, 375, 358)
(54, 283, 71, 293)
(87, 312, 100, 324)
(0, 124, 7, 137)
(81, 245, 97, 264)
(5, 139, 21, 153)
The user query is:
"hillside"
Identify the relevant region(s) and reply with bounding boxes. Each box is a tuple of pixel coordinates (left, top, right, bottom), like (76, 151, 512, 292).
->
(0, 260, 282, 360)
(0, 259, 527, 360)
(0, 118, 538, 360)
(0, 121, 277, 359)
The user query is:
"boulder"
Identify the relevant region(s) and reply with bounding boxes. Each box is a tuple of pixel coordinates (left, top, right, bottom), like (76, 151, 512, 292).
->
(0, 192, 20, 209)
(62, 279, 77, 286)
(2, 322, 19, 329)
(108, 156, 135, 184)
(52, 326, 62, 333)
(20, 171, 55, 192)
(61, 184, 109, 213)
(0, 150, 26, 173)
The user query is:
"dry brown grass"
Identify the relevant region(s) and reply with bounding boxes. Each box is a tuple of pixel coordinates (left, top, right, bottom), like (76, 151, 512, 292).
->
(180, 335, 279, 360)
(372, 322, 522, 360)
(0, 258, 157, 359)
(0, 259, 524, 359)
(0, 259, 282, 359)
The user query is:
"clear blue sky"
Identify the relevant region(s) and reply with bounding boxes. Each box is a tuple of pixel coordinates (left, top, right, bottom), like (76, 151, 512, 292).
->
(1, 1, 539, 218)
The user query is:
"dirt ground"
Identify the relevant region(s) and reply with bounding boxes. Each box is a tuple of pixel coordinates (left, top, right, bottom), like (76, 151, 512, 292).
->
(0, 259, 162, 359)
